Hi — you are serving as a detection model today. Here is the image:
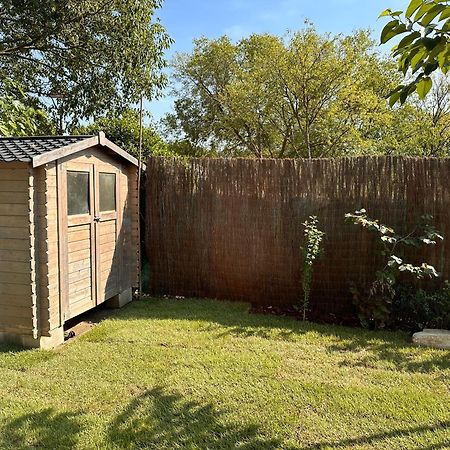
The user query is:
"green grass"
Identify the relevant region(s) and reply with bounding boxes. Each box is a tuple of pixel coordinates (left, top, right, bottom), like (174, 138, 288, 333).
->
(0, 298, 449, 449)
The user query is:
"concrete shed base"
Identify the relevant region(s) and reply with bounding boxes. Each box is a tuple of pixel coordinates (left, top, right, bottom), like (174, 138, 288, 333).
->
(105, 288, 133, 309)
(0, 326, 64, 350)
(412, 329, 450, 350)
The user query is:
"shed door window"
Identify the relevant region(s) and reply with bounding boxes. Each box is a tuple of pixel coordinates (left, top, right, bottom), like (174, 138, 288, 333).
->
(67, 171, 90, 215)
(99, 173, 116, 212)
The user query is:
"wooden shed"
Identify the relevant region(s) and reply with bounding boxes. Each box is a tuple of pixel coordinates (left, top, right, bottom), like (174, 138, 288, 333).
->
(0, 133, 140, 348)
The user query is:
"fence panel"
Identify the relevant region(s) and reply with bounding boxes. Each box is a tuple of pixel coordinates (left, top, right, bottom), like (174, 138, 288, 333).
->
(145, 157, 450, 320)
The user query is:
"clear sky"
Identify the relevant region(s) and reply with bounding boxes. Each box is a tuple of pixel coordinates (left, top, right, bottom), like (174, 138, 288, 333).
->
(148, 0, 407, 122)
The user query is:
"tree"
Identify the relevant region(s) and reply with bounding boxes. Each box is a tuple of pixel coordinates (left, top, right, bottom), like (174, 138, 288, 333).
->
(164, 27, 402, 158)
(0, 96, 53, 136)
(76, 109, 171, 159)
(0, 0, 172, 132)
(412, 74, 450, 155)
(0, 83, 54, 136)
(380, 0, 450, 105)
(274, 29, 398, 158)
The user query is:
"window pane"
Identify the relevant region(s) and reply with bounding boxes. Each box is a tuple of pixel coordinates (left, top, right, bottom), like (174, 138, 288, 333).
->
(99, 173, 116, 212)
(67, 171, 90, 215)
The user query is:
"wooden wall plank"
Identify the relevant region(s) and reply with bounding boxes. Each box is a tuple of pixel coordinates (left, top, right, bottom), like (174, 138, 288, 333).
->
(0, 238, 30, 251)
(0, 192, 28, 204)
(0, 180, 29, 192)
(0, 227, 29, 240)
(0, 164, 33, 335)
(34, 163, 61, 335)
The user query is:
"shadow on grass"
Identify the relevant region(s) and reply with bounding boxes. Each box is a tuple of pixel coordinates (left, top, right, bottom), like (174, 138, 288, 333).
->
(108, 386, 281, 449)
(0, 342, 27, 353)
(213, 325, 301, 341)
(328, 339, 450, 373)
(300, 420, 450, 450)
(108, 386, 450, 449)
(115, 298, 450, 373)
(0, 408, 83, 450)
(0, 343, 57, 371)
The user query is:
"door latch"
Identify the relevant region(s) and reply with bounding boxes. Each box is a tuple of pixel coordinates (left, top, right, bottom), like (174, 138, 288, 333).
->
(94, 215, 101, 222)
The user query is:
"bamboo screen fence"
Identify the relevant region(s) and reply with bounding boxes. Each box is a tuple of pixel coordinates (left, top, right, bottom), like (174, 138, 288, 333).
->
(145, 157, 450, 320)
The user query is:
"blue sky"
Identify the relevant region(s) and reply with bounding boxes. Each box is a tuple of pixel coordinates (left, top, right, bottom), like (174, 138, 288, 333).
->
(148, 0, 407, 122)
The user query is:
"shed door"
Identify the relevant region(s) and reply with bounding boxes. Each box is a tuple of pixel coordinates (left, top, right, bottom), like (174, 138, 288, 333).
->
(95, 165, 120, 304)
(61, 161, 122, 320)
(65, 162, 96, 319)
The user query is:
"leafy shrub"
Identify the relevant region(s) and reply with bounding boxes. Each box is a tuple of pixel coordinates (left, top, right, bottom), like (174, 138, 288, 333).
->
(391, 283, 450, 332)
(300, 216, 325, 321)
(349, 280, 394, 330)
(345, 209, 443, 329)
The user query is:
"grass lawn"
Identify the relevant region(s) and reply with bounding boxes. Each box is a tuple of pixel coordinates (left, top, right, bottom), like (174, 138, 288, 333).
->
(0, 298, 449, 449)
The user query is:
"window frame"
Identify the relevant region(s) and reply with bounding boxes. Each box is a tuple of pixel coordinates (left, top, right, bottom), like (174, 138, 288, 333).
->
(98, 172, 117, 213)
(66, 170, 91, 217)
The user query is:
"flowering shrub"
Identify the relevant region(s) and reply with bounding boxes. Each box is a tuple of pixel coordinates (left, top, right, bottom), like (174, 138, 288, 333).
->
(345, 209, 443, 328)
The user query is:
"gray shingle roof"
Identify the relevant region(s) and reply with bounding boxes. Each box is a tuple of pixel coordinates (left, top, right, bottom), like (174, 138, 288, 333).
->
(0, 136, 94, 163)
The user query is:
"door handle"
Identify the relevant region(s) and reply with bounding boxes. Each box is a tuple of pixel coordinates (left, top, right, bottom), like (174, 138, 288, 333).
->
(94, 215, 101, 222)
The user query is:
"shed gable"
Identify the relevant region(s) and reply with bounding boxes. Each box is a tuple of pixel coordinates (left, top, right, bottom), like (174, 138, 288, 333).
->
(0, 133, 140, 168)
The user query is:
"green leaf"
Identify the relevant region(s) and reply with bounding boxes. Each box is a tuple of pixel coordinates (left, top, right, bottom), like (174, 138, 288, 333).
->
(428, 38, 446, 58)
(379, 9, 392, 18)
(440, 7, 450, 20)
(420, 4, 446, 26)
(389, 90, 402, 107)
(406, 0, 424, 18)
(398, 53, 411, 74)
(437, 47, 450, 69)
(422, 36, 442, 51)
(410, 46, 428, 68)
(423, 60, 439, 75)
(441, 17, 450, 31)
(394, 31, 421, 52)
(384, 23, 408, 44)
(381, 20, 400, 44)
(414, 2, 436, 21)
(400, 85, 415, 104)
(416, 76, 433, 98)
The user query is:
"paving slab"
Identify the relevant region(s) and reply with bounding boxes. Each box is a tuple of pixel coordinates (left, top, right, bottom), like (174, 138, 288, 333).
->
(412, 329, 450, 350)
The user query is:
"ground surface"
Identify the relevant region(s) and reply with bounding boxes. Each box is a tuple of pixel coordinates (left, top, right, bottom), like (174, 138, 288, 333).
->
(0, 298, 449, 449)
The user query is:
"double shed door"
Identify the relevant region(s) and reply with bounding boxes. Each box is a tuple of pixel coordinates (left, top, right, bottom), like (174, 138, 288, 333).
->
(60, 159, 122, 320)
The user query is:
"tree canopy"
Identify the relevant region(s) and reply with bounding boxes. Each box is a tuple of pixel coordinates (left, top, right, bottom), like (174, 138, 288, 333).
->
(380, 0, 450, 105)
(164, 27, 449, 158)
(0, 0, 172, 132)
(0, 96, 52, 136)
(76, 109, 171, 159)
(0, 83, 54, 136)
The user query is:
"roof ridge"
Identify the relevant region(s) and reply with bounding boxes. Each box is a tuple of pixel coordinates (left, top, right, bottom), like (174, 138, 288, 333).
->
(0, 135, 94, 140)
(0, 135, 98, 163)
(0, 133, 139, 167)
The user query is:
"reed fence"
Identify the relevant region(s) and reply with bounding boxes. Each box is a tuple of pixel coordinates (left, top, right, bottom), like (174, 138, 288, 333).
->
(145, 157, 450, 320)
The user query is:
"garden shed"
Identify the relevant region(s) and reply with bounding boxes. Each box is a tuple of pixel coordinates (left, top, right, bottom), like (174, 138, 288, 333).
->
(0, 133, 140, 348)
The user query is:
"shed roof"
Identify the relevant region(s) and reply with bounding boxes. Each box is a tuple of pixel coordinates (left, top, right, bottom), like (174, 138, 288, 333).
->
(0, 133, 140, 168)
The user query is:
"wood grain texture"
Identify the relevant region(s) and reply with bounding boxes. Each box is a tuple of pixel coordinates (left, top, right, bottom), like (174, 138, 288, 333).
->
(34, 163, 61, 335)
(0, 165, 33, 335)
(0, 142, 140, 342)
(58, 148, 132, 316)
